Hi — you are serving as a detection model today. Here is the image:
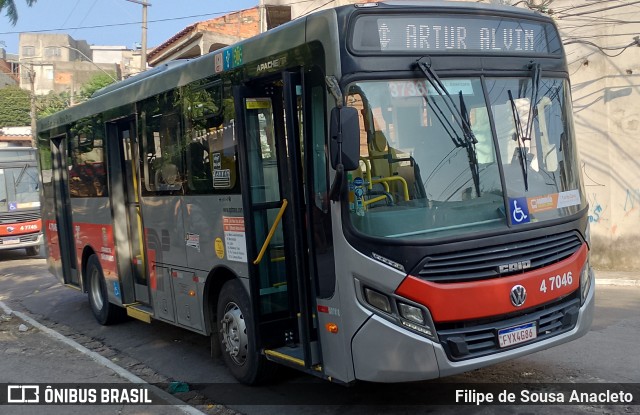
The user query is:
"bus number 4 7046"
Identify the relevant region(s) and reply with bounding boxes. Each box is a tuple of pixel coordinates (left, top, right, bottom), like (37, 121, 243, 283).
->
(540, 272, 573, 293)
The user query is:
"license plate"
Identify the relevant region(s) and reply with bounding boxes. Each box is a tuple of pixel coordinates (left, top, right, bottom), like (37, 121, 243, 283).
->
(498, 322, 537, 348)
(3, 238, 20, 245)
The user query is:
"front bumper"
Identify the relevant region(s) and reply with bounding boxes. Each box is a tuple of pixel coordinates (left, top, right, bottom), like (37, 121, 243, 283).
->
(0, 232, 43, 251)
(351, 278, 595, 382)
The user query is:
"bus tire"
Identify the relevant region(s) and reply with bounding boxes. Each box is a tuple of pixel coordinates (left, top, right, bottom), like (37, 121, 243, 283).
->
(86, 254, 123, 325)
(25, 245, 40, 256)
(217, 279, 273, 385)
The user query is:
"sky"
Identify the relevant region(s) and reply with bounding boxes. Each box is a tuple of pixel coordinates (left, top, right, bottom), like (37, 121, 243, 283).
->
(0, 0, 259, 54)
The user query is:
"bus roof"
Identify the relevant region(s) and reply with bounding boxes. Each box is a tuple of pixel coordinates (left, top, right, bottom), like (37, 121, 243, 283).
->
(37, 0, 551, 133)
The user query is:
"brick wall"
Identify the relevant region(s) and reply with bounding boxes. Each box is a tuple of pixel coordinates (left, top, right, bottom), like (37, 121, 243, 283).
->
(196, 8, 260, 38)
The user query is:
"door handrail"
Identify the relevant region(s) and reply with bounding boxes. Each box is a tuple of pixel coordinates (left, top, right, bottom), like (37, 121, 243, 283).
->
(253, 199, 288, 265)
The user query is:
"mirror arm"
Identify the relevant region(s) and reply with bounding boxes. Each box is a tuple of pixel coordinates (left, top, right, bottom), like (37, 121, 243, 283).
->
(328, 163, 344, 202)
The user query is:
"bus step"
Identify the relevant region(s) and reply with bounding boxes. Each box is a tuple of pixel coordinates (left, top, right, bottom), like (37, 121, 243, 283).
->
(126, 304, 153, 323)
(264, 346, 305, 367)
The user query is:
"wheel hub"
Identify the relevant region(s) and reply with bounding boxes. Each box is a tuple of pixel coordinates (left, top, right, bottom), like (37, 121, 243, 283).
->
(220, 302, 248, 366)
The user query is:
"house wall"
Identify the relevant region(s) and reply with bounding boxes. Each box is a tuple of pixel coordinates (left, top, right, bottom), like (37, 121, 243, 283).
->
(551, 0, 640, 270)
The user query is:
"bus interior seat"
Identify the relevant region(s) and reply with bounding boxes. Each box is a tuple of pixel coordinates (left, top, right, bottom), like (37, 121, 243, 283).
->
(369, 130, 397, 179)
(188, 141, 212, 189)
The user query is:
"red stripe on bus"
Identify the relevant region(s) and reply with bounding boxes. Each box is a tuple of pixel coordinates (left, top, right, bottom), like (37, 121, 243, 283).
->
(0, 219, 41, 236)
(395, 244, 588, 323)
(73, 223, 118, 277)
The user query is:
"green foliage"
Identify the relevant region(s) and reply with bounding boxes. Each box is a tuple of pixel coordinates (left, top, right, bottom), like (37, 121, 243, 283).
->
(37, 91, 70, 118)
(79, 73, 117, 101)
(0, 0, 37, 25)
(0, 86, 30, 126)
(35, 73, 116, 118)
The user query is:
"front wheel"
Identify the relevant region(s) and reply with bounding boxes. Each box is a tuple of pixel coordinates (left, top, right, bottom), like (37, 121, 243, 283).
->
(25, 245, 40, 257)
(216, 279, 274, 385)
(86, 254, 124, 325)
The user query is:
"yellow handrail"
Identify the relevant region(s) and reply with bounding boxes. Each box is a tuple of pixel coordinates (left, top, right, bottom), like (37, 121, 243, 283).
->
(372, 176, 410, 201)
(359, 157, 373, 189)
(363, 195, 388, 207)
(253, 199, 288, 265)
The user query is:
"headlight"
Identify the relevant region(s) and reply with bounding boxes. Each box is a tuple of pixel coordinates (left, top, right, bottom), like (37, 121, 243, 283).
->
(398, 302, 425, 325)
(362, 285, 437, 340)
(580, 260, 592, 304)
(364, 287, 392, 314)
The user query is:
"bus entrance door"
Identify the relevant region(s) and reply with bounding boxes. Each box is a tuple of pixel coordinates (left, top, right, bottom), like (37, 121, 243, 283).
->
(107, 118, 150, 310)
(235, 72, 319, 370)
(51, 135, 79, 286)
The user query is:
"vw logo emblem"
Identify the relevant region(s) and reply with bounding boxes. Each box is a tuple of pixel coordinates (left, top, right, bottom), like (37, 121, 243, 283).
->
(510, 285, 527, 307)
(6, 226, 15, 233)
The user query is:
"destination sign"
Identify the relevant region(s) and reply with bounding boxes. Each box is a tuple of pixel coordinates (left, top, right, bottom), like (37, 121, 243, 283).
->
(352, 15, 561, 55)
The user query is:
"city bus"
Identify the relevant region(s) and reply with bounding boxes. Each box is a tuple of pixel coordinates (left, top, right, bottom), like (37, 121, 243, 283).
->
(0, 147, 42, 256)
(37, 1, 594, 385)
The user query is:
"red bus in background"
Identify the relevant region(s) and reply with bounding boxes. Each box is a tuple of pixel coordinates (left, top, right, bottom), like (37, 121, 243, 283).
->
(0, 147, 42, 257)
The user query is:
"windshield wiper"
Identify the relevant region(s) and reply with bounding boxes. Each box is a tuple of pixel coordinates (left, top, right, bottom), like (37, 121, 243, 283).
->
(508, 89, 529, 192)
(416, 58, 480, 197)
(458, 90, 481, 197)
(14, 164, 28, 189)
(525, 63, 541, 146)
(506, 63, 541, 192)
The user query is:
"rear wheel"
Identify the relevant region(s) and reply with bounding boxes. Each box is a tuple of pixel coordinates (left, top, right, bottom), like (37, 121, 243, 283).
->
(216, 279, 273, 385)
(86, 254, 124, 325)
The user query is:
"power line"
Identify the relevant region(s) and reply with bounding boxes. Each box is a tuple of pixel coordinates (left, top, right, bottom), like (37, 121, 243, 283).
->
(0, 10, 240, 36)
(551, 0, 631, 15)
(555, 0, 640, 18)
(60, 0, 82, 29)
(564, 37, 640, 58)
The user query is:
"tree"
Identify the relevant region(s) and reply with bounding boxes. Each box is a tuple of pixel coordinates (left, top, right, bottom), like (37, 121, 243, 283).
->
(36, 73, 117, 117)
(0, 86, 30, 126)
(0, 0, 37, 25)
(79, 73, 117, 101)
(37, 90, 70, 118)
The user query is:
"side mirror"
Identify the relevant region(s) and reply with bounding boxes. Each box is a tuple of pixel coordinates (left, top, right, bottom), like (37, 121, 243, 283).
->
(329, 106, 360, 171)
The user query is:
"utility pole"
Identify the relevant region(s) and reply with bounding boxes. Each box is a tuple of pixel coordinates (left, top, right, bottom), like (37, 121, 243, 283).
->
(18, 56, 40, 147)
(259, 0, 266, 33)
(125, 0, 151, 72)
(28, 64, 37, 148)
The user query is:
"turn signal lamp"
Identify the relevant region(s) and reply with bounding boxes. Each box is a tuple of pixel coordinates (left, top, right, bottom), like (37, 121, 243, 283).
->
(325, 323, 339, 334)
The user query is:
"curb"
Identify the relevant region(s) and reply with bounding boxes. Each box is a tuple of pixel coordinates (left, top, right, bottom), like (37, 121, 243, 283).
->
(595, 279, 640, 287)
(0, 301, 207, 415)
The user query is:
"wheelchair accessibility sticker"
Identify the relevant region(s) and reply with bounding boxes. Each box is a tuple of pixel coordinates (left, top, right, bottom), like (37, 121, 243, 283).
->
(509, 197, 530, 225)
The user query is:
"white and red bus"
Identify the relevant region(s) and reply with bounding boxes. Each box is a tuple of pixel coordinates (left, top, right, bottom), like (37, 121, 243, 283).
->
(37, 1, 594, 385)
(0, 147, 42, 256)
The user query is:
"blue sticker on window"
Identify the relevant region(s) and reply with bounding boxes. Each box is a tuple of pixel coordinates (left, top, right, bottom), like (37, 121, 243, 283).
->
(509, 197, 530, 225)
(113, 281, 121, 299)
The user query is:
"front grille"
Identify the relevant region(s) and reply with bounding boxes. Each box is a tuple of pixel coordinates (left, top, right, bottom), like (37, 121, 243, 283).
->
(417, 231, 583, 283)
(437, 296, 581, 361)
(0, 233, 40, 245)
(0, 211, 41, 224)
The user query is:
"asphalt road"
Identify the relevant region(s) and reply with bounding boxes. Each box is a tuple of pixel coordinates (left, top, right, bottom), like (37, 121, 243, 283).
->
(1, 249, 639, 415)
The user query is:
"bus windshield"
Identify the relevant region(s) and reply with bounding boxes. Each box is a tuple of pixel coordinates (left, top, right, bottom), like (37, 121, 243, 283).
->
(346, 76, 585, 240)
(0, 166, 40, 212)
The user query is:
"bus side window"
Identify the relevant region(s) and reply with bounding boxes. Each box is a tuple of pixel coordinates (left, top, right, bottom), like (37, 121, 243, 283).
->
(140, 91, 184, 194)
(68, 116, 108, 198)
(182, 79, 239, 194)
